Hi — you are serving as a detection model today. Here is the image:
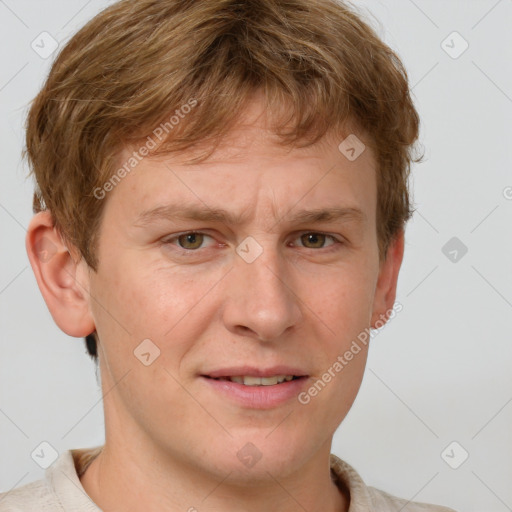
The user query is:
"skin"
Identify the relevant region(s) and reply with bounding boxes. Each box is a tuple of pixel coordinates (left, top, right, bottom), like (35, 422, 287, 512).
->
(26, 97, 404, 512)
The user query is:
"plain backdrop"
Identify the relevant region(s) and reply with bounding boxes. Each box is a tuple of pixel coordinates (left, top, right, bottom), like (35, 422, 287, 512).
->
(0, 1, 511, 511)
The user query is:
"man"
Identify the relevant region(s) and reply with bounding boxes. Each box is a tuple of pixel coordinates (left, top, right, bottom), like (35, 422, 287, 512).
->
(0, 0, 456, 510)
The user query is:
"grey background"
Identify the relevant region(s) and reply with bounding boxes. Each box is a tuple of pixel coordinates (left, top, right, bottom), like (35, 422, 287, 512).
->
(0, 1, 511, 511)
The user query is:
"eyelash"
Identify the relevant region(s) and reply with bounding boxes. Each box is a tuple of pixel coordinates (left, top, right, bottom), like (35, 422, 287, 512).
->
(161, 231, 343, 256)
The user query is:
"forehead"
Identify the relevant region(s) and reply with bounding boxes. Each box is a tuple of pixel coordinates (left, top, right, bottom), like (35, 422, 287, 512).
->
(102, 102, 377, 230)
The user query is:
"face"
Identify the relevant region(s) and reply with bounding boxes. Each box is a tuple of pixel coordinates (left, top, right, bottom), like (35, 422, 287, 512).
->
(83, 101, 391, 482)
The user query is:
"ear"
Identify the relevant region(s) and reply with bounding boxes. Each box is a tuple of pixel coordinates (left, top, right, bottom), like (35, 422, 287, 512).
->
(26, 211, 95, 338)
(370, 229, 405, 328)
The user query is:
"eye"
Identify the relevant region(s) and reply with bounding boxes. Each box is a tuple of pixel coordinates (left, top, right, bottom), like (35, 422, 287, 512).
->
(292, 232, 340, 250)
(162, 232, 215, 251)
(161, 230, 342, 256)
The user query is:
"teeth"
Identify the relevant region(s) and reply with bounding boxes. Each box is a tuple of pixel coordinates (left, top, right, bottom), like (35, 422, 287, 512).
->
(227, 375, 295, 386)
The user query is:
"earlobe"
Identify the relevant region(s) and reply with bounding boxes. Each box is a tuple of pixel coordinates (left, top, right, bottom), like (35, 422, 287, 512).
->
(26, 211, 96, 338)
(370, 230, 405, 329)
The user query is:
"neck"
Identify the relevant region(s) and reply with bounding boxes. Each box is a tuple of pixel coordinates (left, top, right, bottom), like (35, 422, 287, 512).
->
(80, 439, 349, 512)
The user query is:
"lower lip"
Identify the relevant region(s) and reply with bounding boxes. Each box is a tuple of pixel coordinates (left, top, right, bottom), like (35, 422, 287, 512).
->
(201, 376, 308, 409)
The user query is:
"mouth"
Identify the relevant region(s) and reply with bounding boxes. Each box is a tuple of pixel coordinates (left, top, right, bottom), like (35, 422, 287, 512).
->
(200, 366, 309, 408)
(204, 375, 303, 386)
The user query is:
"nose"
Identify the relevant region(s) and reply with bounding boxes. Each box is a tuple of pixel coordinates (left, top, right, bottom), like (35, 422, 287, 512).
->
(221, 241, 303, 342)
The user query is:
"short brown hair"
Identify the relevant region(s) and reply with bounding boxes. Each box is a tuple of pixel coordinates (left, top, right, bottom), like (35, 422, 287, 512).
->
(25, 0, 422, 360)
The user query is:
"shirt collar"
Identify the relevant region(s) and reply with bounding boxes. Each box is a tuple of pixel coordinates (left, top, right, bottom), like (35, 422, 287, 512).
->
(46, 448, 373, 512)
(330, 453, 375, 511)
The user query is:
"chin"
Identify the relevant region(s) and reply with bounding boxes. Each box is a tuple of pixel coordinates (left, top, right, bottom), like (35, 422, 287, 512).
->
(209, 431, 311, 482)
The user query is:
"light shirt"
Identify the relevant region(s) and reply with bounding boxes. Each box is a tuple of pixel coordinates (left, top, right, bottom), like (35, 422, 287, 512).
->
(0, 446, 457, 511)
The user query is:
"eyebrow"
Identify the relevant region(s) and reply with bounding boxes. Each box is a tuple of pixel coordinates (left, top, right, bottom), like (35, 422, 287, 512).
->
(134, 203, 367, 228)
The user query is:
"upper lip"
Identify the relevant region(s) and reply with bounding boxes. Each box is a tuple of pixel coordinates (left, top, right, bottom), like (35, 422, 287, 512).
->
(203, 366, 308, 378)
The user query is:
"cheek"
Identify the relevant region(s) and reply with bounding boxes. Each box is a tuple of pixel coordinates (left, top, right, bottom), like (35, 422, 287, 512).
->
(90, 256, 226, 362)
(309, 265, 377, 337)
